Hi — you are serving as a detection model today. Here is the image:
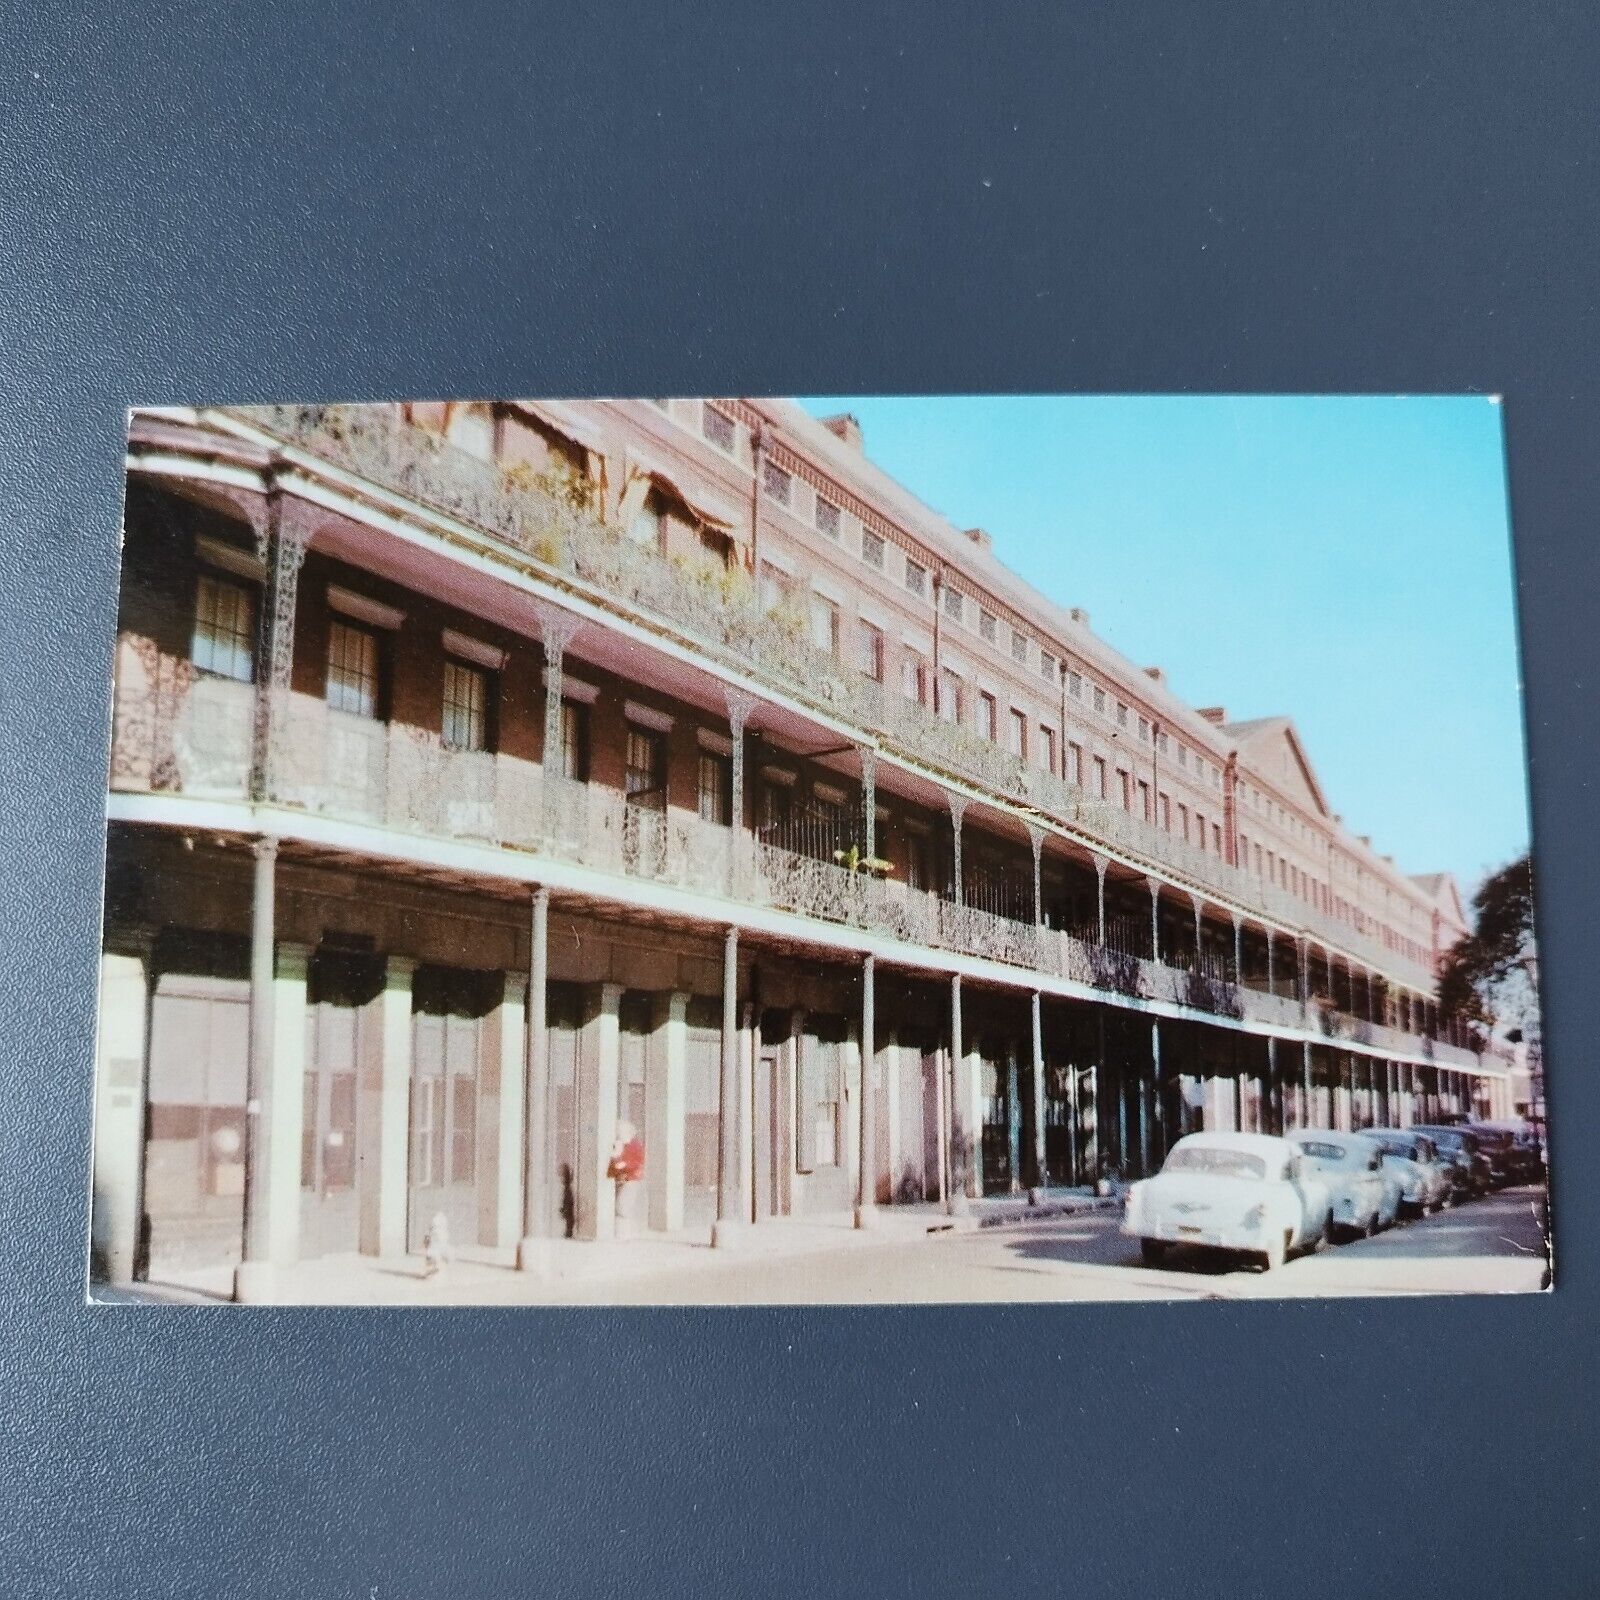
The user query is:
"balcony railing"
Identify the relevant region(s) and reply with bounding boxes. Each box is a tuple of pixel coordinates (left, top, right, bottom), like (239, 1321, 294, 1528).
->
(107, 650, 1479, 1073)
(206, 403, 1435, 990)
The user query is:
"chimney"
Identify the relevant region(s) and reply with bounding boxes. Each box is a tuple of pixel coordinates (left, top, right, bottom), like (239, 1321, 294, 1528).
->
(963, 526, 992, 551)
(1144, 665, 1166, 687)
(1068, 606, 1089, 626)
(1198, 706, 1228, 725)
(821, 413, 863, 453)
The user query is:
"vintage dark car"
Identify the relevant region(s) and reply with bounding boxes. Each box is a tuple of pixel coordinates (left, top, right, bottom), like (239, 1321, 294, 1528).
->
(1412, 1125, 1492, 1199)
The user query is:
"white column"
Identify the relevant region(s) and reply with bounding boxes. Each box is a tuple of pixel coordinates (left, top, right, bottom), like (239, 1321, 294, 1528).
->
(647, 991, 688, 1234)
(575, 981, 622, 1242)
(1092, 853, 1108, 946)
(481, 973, 527, 1252)
(883, 1026, 901, 1205)
(248, 485, 310, 804)
(948, 793, 967, 906)
(1232, 917, 1243, 985)
(262, 942, 310, 1272)
(726, 690, 758, 894)
(860, 748, 878, 865)
(518, 886, 551, 1271)
(1029, 991, 1046, 1200)
(855, 954, 877, 1228)
(91, 940, 151, 1285)
(945, 975, 968, 1216)
(362, 955, 415, 1261)
(1146, 878, 1161, 962)
(1005, 1045, 1022, 1194)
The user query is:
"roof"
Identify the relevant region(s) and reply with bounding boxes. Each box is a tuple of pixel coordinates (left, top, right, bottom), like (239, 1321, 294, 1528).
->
(1169, 1131, 1298, 1155)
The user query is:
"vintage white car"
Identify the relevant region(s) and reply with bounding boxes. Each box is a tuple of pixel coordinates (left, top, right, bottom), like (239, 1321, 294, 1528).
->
(1365, 1129, 1453, 1217)
(1289, 1130, 1402, 1240)
(1123, 1132, 1333, 1271)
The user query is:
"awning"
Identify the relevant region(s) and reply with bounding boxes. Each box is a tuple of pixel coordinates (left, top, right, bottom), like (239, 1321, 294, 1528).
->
(622, 445, 745, 534)
(509, 399, 612, 458)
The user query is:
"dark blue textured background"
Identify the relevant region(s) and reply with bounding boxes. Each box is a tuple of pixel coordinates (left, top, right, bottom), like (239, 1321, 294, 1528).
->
(2, 4, 1595, 1595)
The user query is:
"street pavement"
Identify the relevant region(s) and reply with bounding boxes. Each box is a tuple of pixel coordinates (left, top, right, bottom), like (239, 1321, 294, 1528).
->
(541, 1184, 1550, 1306)
(117, 1183, 1549, 1307)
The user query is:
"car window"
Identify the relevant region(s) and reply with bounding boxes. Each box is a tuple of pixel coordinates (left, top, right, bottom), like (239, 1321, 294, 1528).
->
(1295, 1140, 1345, 1162)
(1163, 1146, 1267, 1181)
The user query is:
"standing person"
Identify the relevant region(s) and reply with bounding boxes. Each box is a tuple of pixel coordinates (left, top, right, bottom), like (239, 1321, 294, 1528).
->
(608, 1121, 645, 1239)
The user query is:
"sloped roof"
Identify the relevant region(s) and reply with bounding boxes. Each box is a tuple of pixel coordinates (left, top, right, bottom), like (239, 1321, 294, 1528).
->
(1220, 715, 1330, 817)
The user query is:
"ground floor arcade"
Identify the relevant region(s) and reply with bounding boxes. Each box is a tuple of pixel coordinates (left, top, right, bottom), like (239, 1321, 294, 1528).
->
(89, 823, 1500, 1296)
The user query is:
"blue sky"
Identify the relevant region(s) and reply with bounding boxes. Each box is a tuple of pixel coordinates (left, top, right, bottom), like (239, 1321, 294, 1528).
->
(797, 394, 1529, 897)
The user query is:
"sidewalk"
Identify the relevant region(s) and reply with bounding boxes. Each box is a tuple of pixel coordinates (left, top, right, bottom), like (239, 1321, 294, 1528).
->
(97, 1188, 1119, 1307)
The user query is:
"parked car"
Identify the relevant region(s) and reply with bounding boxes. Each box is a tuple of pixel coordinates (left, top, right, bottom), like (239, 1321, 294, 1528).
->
(1123, 1132, 1333, 1272)
(1460, 1123, 1520, 1188)
(1288, 1130, 1402, 1240)
(1364, 1129, 1453, 1217)
(1413, 1125, 1492, 1200)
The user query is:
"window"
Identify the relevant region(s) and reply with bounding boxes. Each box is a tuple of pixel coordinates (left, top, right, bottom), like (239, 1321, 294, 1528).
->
(857, 621, 884, 681)
(904, 558, 927, 599)
(1011, 629, 1028, 664)
(1116, 701, 1129, 729)
(702, 404, 735, 451)
(1068, 671, 1084, 700)
(627, 490, 665, 551)
(1157, 730, 1169, 754)
(1195, 810, 1206, 850)
(938, 669, 962, 724)
(326, 619, 382, 718)
(901, 654, 927, 704)
(192, 573, 256, 683)
(979, 609, 997, 644)
(942, 584, 964, 622)
(1178, 803, 1189, 842)
(1177, 745, 1189, 770)
(815, 496, 841, 538)
(1159, 792, 1171, 831)
(1067, 741, 1084, 786)
(1040, 725, 1056, 773)
(558, 700, 589, 781)
(1138, 717, 1150, 743)
(1093, 685, 1106, 714)
(698, 751, 731, 825)
(856, 529, 883, 570)
(442, 659, 490, 752)
(1118, 770, 1132, 811)
(1137, 778, 1150, 820)
(1092, 756, 1107, 799)
(625, 725, 666, 807)
(762, 460, 792, 505)
(1040, 651, 1057, 683)
(758, 560, 789, 613)
(978, 692, 998, 742)
(809, 594, 840, 657)
(1008, 707, 1027, 758)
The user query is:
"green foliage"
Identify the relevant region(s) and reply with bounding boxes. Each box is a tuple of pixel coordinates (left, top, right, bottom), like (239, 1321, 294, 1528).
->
(1437, 852, 1536, 1025)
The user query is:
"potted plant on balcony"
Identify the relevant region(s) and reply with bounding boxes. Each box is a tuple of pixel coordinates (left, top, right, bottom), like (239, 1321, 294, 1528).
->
(833, 844, 894, 879)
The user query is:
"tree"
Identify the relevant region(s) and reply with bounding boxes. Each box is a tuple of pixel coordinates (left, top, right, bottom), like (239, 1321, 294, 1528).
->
(1437, 853, 1538, 1040)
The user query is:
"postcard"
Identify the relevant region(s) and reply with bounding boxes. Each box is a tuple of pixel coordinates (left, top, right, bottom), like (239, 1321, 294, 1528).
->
(89, 395, 1547, 1304)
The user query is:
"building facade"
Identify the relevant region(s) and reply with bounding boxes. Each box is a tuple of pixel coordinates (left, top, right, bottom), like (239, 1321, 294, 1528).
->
(91, 397, 1516, 1296)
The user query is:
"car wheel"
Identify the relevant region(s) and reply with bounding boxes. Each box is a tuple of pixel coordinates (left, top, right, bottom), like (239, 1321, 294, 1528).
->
(1260, 1230, 1288, 1272)
(1365, 1209, 1380, 1239)
(1139, 1238, 1167, 1266)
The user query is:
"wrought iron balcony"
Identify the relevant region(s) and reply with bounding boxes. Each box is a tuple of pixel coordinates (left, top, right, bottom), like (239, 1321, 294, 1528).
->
(209, 403, 1434, 991)
(106, 645, 1479, 1074)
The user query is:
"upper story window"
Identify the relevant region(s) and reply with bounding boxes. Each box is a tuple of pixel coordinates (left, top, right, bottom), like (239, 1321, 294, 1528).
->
(938, 669, 962, 724)
(1092, 685, 1106, 715)
(1157, 730, 1169, 755)
(1010, 629, 1028, 665)
(758, 560, 790, 614)
(628, 489, 666, 552)
(442, 659, 491, 753)
(698, 750, 731, 825)
(1138, 717, 1150, 743)
(192, 573, 256, 683)
(904, 558, 927, 599)
(1040, 725, 1057, 773)
(857, 621, 884, 681)
(861, 528, 885, 569)
(901, 654, 927, 705)
(815, 496, 841, 538)
(978, 692, 998, 742)
(1116, 701, 1129, 729)
(1068, 670, 1084, 700)
(762, 460, 792, 506)
(326, 619, 383, 719)
(1039, 651, 1057, 683)
(942, 585, 964, 622)
(702, 405, 736, 452)
(1067, 741, 1083, 786)
(1007, 707, 1027, 758)
(559, 700, 589, 782)
(979, 609, 997, 644)
(1177, 745, 1189, 770)
(1093, 756, 1107, 799)
(625, 725, 667, 808)
(809, 595, 840, 657)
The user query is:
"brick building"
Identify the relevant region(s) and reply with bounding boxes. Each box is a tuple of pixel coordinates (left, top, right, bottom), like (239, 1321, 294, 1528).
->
(90, 397, 1515, 1297)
